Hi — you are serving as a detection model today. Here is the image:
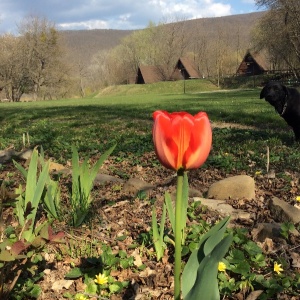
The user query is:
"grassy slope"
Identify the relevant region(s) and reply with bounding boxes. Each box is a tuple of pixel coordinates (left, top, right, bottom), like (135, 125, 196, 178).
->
(0, 80, 298, 173)
(96, 79, 219, 96)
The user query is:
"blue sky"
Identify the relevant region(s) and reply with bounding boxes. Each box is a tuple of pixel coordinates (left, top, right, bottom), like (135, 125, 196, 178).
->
(0, 0, 264, 33)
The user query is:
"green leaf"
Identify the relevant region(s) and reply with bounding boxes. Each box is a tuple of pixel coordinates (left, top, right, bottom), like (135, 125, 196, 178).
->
(24, 149, 38, 206)
(92, 144, 116, 176)
(165, 192, 175, 233)
(0, 250, 16, 261)
(71, 144, 116, 227)
(231, 261, 250, 275)
(29, 284, 42, 298)
(228, 249, 245, 263)
(44, 180, 61, 220)
(203, 227, 228, 256)
(15, 185, 25, 226)
(152, 205, 164, 261)
(182, 217, 231, 298)
(85, 281, 98, 294)
(120, 259, 130, 269)
(160, 201, 167, 244)
(182, 246, 199, 298)
(184, 235, 233, 300)
(109, 282, 123, 293)
(243, 240, 263, 256)
(65, 267, 83, 279)
(13, 159, 28, 178)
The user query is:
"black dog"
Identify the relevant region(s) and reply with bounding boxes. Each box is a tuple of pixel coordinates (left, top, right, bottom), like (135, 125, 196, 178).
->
(260, 81, 300, 140)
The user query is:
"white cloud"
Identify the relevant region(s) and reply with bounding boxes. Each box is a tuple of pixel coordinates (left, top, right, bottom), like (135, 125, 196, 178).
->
(59, 20, 109, 30)
(0, 0, 258, 33)
(151, 0, 232, 19)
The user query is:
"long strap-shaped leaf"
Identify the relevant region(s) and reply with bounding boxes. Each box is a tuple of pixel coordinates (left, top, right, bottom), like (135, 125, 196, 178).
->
(152, 206, 164, 261)
(23, 161, 50, 241)
(24, 149, 38, 206)
(182, 216, 231, 298)
(165, 192, 175, 233)
(184, 235, 233, 300)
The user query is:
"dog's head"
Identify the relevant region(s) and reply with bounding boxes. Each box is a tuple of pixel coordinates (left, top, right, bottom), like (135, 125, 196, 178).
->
(260, 81, 289, 107)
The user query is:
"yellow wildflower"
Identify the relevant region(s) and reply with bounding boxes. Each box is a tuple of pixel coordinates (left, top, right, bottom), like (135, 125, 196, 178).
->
(296, 196, 300, 202)
(255, 171, 261, 176)
(274, 262, 283, 274)
(76, 295, 87, 300)
(94, 273, 108, 285)
(218, 261, 226, 272)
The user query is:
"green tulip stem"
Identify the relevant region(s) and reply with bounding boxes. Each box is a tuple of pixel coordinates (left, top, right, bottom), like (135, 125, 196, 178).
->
(174, 168, 184, 300)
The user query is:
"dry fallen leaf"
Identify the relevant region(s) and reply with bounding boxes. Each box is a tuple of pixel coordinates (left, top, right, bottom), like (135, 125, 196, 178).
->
(131, 249, 143, 267)
(290, 252, 300, 268)
(51, 279, 74, 291)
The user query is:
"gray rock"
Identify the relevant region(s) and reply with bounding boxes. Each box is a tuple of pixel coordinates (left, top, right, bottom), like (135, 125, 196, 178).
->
(94, 173, 124, 184)
(194, 197, 252, 221)
(269, 197, 300, 224)
(122, 178, 154, 196)
(207, 175, 255, 200)
(251, 222, 300, 243)
(18, 148, 33, 160)
(0, 149, 18, 163)
(251, 223, 282, 242)
(0, 148, 33, 163)
(189, 188, 203, 198)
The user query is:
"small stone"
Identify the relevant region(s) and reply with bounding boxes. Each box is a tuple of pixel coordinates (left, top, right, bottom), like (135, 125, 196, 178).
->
(94, 173, 124, 184)
(194, 197, 252, 221)
(251, 223, 282, 242)
(122, 178, 154, 196)
(188, 188, 203, 198)
(18, 148, 33, 160)
(207, 175, 255, 200)
(269, 197, 300, 224)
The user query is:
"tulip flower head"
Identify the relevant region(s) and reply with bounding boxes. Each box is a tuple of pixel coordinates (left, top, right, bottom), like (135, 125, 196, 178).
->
(153, 110, 212, 171)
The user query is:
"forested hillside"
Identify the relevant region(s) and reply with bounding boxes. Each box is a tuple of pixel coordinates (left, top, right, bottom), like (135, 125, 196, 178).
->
(62, 11, 265, 68)
(59, 11, 266, 96)
(61, 29, 134, 66)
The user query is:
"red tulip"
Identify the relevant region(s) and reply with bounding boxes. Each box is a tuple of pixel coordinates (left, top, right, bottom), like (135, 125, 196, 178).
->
(152, 110, 212, 171)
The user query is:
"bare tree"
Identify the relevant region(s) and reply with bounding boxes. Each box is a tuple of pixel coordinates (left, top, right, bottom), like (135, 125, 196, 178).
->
(151, 17, 189, 80)
(254, 0, 300, 77)
(0, 34, 31, 101)
(18, 15, 70, 100)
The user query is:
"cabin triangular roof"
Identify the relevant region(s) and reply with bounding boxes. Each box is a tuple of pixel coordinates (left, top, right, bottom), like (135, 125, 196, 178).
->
(237, 50, 269, 75)
(136, 65, 164, 84)
(176, 57, 201, 79)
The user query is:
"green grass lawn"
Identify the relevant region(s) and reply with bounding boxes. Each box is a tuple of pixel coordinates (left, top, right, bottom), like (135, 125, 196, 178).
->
(0, 83, 298, 173)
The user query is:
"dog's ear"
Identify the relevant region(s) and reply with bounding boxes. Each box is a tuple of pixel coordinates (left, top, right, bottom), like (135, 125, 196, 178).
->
(260, 86, 266, 99)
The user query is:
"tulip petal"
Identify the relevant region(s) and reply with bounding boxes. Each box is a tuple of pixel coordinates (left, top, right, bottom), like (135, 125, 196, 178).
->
(171, 114, 194, 169)
(153, 112, 178, 169)
(184, 112, 212, 169)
